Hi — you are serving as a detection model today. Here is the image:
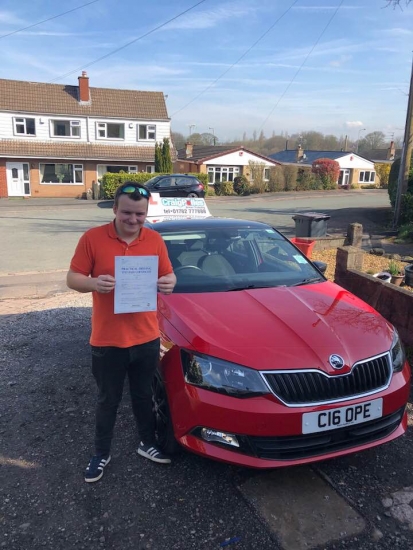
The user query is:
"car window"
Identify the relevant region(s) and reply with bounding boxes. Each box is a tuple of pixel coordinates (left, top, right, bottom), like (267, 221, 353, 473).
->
(157, 177, 174, 188)
(159, 227, 324, 293)
(175, 177, 191, 186)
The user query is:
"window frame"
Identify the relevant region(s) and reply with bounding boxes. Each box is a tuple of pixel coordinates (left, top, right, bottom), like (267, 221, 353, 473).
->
(39, 163, 84, 185)
(50, 119, 81, 139)
(358, 170, 376, 184)
(137, 124, 156, 141)
(96, 122, 125, 140)
(208, 166, 240, 183)
(13, 117, 36, 136)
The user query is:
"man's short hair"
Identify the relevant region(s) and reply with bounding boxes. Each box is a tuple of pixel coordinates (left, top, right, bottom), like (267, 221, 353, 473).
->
(114, 182, 151, 206)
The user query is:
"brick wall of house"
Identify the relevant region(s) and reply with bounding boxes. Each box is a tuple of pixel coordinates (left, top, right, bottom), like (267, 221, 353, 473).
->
(0, 160, 7, 198)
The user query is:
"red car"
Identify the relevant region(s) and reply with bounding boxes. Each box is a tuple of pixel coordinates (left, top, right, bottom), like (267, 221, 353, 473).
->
(150, 218, 410, 468)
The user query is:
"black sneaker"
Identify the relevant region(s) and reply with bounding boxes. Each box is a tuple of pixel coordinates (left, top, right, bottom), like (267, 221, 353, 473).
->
(137, 442, 171, 464)
(84, 454, 111, 483)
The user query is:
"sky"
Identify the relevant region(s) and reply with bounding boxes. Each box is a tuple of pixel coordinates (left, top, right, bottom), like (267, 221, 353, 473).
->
(0, 0, 412, 143)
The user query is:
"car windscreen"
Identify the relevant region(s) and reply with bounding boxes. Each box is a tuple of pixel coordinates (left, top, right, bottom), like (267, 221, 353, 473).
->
(160, 227, 325, 293)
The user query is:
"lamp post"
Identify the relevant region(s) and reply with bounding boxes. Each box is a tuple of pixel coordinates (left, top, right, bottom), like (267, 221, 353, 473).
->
(209, 127, 216, 146)
(356, 128, 366, 153)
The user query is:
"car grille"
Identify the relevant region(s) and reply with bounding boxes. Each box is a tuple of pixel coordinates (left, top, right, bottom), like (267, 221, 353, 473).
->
(246, 408, 404, 461)
(262, 353, 391, 406)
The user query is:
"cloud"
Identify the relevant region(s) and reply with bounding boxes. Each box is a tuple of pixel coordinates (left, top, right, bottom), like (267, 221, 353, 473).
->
(0, 10, 26, 26)
(329, 54, 352, 67)
(292, 5, 362, 10)
(164, 3, 255, 30)
(345, 121, 364, 128)
(380, 27, 413, 36)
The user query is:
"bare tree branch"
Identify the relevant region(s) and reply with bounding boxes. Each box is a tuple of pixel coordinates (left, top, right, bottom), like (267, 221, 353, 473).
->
(385, 0, 412, 8)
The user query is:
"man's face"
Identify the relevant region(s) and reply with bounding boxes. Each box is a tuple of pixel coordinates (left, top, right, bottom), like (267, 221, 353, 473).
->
(113, 194, 148, 237)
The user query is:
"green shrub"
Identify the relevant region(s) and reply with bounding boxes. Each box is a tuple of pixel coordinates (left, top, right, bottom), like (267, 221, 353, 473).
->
(214, 181, 234, 196)
(233, 175, 250, 196)
(100, 171, 209, 199)
(267, 167, 285, 192)
(296, 168, 316, 191)
(283, 166, 298, 191)
(401, 193, 413, 225)
(101, 172, 155, 199)
(388, 154, 413, 207)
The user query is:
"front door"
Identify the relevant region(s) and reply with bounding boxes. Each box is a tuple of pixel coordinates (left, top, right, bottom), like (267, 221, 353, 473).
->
(6, 162, 31, 197)
(338, 169, 350, 186)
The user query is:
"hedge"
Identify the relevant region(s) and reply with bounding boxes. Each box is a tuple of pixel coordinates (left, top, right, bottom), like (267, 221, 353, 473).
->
(100, 172, 209, 199)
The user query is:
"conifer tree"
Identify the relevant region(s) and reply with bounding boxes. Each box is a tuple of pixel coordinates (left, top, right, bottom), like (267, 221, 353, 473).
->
(162, 137, 173, 173)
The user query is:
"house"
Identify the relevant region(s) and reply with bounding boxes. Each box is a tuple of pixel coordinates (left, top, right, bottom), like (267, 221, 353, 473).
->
(0, 73, 171, 198)
(269, 146, 378, 187)
(363, 141, 402, 164)
(175, 144, 280, 186)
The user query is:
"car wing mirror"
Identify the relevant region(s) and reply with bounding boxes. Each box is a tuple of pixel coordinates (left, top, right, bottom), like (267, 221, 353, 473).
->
(312, 260, 327, 274)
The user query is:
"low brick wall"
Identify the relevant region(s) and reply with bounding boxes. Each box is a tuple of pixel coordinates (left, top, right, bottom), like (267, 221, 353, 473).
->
(334, 246, 413, 347)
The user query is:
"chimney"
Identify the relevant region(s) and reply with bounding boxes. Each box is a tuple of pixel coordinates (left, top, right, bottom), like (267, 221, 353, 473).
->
(343, 135, 348, 152)
(185, 142, 194, 158)
(78, 71, 90, 103)
(296, 144, 304, 162)
(285, 139, 289, 151)
(387, 140, 395, 160)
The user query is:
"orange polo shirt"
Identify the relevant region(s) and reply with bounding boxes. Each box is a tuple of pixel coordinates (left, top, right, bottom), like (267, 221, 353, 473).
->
(70, 222, 173, 347)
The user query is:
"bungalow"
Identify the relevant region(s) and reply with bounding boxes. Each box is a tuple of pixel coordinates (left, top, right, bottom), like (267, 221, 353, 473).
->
(0, 73, 171, 198)
(269, 146, 378, 187)
(175, 143, 280, 186)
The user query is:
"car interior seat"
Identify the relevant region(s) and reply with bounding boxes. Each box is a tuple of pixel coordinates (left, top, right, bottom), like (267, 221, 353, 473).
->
(178, 239, 208, 266)
(198, 238, 236, 276)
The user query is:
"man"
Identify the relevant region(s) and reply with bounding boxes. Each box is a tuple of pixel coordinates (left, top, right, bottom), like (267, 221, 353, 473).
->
(67, 182, 176, 483)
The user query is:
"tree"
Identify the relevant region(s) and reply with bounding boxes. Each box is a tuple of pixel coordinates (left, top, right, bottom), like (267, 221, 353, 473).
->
(171, 131, 185, 150)
(162, 138, 173, 173)
(155, 142, 163, 172)
(312, 158, 340, 189)
(386, 1, 411, 7)
(359, 131, 386, 152)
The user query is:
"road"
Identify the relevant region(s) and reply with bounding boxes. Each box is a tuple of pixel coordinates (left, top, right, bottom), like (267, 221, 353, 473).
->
(0, 189, 392, 275)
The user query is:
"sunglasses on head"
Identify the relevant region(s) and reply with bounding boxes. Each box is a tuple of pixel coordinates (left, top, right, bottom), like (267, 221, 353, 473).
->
(120, 185, 150, 197)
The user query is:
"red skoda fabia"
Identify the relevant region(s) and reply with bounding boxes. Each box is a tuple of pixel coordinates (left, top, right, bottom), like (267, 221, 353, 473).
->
(150, 218, 410, 468)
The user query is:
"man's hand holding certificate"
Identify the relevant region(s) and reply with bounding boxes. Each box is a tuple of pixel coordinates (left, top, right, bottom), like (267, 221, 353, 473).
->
(114, 256, 158, 314)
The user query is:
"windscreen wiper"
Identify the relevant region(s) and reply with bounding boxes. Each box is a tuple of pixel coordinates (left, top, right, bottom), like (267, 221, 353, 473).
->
(291, 276, 324, 287)
(226, 284, 275, 291)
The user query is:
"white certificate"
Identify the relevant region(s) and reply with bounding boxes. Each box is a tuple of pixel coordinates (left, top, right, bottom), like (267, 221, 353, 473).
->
(114, 256, 158, 314)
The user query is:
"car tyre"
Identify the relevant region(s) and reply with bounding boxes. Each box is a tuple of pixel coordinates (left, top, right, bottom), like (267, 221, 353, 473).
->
(152, 370, 181, 455)
(187, 192, 199, 197)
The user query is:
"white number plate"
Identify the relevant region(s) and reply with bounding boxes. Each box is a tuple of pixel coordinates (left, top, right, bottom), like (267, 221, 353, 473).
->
(302, 398, 383, 434)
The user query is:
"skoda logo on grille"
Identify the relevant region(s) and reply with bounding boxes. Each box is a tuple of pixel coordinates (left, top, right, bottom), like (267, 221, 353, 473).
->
(329, 354, 345, 370)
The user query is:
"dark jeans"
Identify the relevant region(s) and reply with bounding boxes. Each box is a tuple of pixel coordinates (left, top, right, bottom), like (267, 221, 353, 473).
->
(91, 338, 160, 456)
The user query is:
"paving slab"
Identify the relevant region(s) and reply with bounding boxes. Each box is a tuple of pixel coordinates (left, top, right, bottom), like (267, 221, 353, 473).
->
(239, 466, 366, 550)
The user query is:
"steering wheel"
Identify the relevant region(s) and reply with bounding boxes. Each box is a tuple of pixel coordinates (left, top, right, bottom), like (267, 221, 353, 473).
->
(174, 265, 203, 273)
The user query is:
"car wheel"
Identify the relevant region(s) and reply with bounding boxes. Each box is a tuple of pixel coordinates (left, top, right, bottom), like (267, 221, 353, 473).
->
(187, 192, 198, 197)
(152, 370, 180, 454)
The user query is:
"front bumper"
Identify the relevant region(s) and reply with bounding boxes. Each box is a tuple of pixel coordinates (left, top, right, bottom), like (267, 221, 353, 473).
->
(167, 362, 410, 468)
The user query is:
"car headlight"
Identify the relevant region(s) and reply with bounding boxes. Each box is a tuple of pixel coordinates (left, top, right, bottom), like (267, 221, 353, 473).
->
(181, 351, 269, 398)
(391, 329, 405, 373)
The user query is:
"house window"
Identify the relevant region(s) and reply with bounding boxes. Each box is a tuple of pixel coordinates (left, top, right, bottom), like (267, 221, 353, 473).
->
(207, 166, 239, 183)
(358, 171, 375, 183)
(146, 165, 155, 173)
(97, 122, 125, 139)
(264, 168, 270, 181)
(14, 117, 36, 136)
(138, 124, 156, 141)
(40, 163, 83, 184)
(51, 120, 81, 138)
(97, 165, 138, 179)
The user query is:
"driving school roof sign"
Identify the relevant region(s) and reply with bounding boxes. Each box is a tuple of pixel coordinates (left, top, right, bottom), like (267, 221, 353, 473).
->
(146, 193, 212, 223)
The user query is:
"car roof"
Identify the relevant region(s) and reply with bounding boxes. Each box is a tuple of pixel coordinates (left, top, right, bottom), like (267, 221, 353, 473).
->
(147, 217, 276, 232)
